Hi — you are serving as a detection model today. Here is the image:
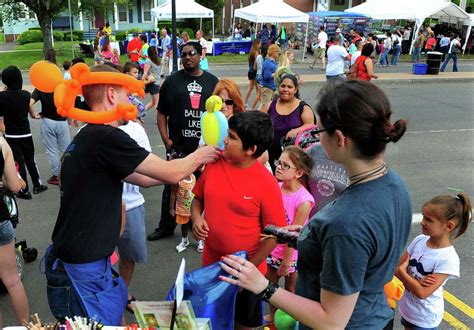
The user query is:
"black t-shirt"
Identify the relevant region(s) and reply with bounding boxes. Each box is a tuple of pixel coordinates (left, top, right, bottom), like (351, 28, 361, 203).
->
(0, 90, 32, 136)
(158, 70, 218, 155)
(52, 124, 149, 263)
(31, 89, 66, 121)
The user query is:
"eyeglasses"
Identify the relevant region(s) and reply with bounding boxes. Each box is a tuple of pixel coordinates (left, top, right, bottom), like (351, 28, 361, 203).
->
(310, 128, 328, 137)
(274, 159, 295, 171)
(222, 98, 234, 106)
(181, 50, 199, 57)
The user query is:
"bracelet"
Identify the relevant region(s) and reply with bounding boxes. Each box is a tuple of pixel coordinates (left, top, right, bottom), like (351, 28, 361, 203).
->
(257, 281, 279, 302)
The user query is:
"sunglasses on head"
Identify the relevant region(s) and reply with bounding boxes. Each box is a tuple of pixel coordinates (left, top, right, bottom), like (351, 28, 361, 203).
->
(221, 98, 234, 106)
(181, 50, 199, 57)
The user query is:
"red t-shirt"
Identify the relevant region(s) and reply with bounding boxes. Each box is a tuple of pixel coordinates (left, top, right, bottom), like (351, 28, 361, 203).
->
(193, 158, 286, 274)
(127, 38, 142, 62)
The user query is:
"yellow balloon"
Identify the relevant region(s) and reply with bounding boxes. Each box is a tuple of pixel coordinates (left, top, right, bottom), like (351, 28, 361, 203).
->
(205, 95, 223, 113)
(202, 112, 220, 145)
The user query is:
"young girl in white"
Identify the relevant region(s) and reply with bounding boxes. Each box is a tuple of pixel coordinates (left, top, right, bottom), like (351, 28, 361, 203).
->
(265, 146, 314, 321)
(396, 193, 472, 330)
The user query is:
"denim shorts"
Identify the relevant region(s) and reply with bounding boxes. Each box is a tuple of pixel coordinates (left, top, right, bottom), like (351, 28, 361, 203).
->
(401, 317, 437, 330)
(0, 220, 14, 246)
(117, 205, 147, 263)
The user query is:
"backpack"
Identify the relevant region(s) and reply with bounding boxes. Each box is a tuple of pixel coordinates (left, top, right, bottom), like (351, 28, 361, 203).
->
(0, 186, 19, 228)
(281, 125, 321, 151)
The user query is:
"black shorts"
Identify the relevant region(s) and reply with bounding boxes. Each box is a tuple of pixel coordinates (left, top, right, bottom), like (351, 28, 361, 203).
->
(234, 288, 262, 327)
(145, 83, 160, 95)
(248, 70, 257, 80)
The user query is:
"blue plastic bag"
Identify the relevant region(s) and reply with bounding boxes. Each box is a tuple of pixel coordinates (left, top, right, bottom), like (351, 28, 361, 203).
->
(167, 251, 247, 330)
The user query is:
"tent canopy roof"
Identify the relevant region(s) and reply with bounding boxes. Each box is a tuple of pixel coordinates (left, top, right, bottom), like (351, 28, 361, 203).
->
(346, 0, 469, 22)
(234, 0, 309, 23)
(308, 11, 368, 18)
(151, 0, 213, 20)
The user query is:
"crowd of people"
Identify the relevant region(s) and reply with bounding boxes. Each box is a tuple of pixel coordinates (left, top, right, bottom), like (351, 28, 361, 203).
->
(0, 23, 472, 330)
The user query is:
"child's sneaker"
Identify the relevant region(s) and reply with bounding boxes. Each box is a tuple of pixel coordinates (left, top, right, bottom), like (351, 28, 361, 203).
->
(176, 238, 190, 253)
(196, 240, 204, 253)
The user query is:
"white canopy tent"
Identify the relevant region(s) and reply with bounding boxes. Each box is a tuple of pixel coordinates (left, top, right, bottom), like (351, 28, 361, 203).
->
(346, 0, 470, 54)
(151, 0, 215, 37)
(234, 0, 310, 60)
(463, 14, 474, 54)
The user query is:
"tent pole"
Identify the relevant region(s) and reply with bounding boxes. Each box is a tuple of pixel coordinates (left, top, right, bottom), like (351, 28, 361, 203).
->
(212, 17, 215, 39)
(200, 18, 202, 30)
(463, 24, 471, 54)
(409, 20, 422, 55)
(302, 21, 309, 62)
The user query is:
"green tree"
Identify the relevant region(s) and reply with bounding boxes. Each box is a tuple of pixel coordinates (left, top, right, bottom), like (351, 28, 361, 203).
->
(1, 0, 127, 62)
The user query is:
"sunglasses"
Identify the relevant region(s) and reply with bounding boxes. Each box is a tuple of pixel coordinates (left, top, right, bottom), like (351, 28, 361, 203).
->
(274, 159, 295, 171)
(222, 98, 234, 106)
(181, 50, 199, 57)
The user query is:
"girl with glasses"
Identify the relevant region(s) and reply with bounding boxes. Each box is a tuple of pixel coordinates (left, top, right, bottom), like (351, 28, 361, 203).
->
(265, 146, 314, 323)
(261, 74, 314, 173)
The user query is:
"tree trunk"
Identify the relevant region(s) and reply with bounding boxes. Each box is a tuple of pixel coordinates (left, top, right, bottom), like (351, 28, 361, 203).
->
(39, 17, 56, 63)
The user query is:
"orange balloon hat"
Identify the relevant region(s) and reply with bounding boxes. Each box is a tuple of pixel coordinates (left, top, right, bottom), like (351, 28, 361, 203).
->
(29, 61, 145, 124)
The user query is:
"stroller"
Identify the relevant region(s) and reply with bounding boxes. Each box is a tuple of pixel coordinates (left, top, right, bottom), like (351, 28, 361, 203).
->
(0, 187, 38, 293)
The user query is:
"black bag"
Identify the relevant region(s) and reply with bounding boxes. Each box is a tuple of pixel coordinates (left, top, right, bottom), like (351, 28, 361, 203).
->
(0, 186, 19, 228)
(451, 43, 461, 54)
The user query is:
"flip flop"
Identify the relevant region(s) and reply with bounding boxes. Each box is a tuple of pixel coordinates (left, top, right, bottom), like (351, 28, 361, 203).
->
(126, 295, 137, 313)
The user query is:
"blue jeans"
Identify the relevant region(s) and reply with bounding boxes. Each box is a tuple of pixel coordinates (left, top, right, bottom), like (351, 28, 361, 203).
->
(440, 53, 458, 72)
(380, 49, 390, 66)
(412, 47, 422, 63)
(326, 74, 345, 82)
(43, 247, 86, 321)
(391, 45, 401, 65)
(41, 118, 71, 177)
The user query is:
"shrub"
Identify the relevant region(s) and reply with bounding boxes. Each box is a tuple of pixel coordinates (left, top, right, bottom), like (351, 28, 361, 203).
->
(17, 30, 43, 44)
(127, 28, 143, 35)
(72, 30, 83, 41)
(53, 31, 64, 41)
(115, 30, 127, 41)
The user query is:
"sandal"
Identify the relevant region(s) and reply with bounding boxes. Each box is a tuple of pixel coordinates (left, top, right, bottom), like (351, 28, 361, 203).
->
(126, 295, 137, 313)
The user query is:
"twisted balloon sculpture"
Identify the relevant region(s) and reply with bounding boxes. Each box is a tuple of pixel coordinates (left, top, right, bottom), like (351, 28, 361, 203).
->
(29, 61, 145, 124)
(200, 95, 228, 150)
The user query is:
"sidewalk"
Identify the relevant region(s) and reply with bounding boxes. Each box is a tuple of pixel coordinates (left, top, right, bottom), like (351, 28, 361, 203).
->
(223, 71, 474, 87)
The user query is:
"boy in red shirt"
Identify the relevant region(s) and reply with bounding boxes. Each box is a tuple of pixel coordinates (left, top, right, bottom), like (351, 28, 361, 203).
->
(192, 111, 286, 329)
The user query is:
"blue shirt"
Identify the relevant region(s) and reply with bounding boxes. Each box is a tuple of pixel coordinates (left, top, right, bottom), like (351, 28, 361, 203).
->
(162, 34, 171, 52)
(260, 58, 278, 90)
(296, 170, 411, 329)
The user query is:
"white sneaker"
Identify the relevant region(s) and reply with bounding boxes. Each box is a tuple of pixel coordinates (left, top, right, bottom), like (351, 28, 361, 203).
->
(176, 240, 189, 253)
(196, 240, 204, 253)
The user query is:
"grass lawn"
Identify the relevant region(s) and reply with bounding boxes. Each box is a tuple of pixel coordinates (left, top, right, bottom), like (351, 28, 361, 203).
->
(0, 33, 5, 43)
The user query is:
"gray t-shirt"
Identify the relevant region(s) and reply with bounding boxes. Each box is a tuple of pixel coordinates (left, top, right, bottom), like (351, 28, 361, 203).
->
(307, 143, 348, 217)
(296, 170, 412, 329)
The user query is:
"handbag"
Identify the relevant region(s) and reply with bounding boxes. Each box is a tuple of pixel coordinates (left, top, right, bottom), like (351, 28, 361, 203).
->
(0, 185, 19, 228)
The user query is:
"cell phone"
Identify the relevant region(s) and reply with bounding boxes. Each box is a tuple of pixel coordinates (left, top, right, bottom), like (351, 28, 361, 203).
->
(263, 225, 299, 248)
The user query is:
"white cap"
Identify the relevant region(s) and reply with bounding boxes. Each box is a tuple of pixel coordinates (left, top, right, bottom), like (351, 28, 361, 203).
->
(336, 28, 341, 33)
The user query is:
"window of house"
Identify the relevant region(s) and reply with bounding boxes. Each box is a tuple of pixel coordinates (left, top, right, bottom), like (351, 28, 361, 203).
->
(142, 0, 152, 22)
(118, 5, 129, 22)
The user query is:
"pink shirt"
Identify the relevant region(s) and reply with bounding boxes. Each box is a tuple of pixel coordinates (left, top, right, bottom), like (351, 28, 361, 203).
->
(271, 183, 315, 261)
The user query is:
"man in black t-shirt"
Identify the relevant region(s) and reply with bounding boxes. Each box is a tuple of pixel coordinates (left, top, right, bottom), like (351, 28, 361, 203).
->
(45, 65, 219, 323)
(30, 89, 71, 185)
(149, 41, 219, 241)
(0, 65, 48, 199)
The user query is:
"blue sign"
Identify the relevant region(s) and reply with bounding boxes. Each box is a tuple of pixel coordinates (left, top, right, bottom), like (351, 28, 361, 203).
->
(213, 41, 253, 56)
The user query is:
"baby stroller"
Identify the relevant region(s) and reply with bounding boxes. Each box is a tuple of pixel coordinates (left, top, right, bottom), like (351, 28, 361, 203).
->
(0, 188, 38, 293)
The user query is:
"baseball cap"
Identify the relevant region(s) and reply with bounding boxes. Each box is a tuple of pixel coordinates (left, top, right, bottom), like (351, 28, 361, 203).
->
(336, 28, 341, 33)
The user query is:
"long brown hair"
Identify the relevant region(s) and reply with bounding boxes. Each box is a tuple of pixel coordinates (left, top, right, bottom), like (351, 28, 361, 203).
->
(424, 193, 472, 239)
(283, 146, 313, 187)
(212, 79, 245, 115)
(249, 39, 261, 63)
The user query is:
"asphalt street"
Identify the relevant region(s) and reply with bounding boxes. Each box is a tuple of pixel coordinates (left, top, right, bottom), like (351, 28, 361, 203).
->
(0, 81, 473, 329)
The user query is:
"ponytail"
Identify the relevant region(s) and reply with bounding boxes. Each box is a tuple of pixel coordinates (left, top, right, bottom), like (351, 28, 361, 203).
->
(454, 192, 472, 238)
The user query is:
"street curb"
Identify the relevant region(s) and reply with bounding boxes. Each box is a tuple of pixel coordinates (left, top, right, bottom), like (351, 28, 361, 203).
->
(228, 77, 474, 87)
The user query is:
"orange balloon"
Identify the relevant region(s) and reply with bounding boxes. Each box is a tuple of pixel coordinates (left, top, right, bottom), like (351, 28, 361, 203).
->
(29, 61, 145, 124)
(29, 61, 63, 93)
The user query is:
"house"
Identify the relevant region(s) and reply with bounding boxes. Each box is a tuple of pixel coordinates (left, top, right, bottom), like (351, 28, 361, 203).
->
(1, 0, 167, 42)
(2, 0, 366, 42)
